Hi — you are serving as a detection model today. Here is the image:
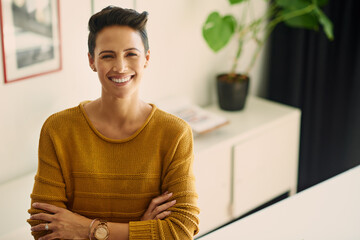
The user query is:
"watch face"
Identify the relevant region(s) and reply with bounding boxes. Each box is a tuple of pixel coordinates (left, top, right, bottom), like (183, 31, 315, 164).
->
(95, 226, 108, 239)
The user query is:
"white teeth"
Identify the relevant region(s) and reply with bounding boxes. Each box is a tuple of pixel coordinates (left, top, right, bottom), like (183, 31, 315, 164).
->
(110, 76, 131, 83)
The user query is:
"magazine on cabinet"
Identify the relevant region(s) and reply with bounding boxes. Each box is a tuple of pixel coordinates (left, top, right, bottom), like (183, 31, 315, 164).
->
(156, 97, 229, 135)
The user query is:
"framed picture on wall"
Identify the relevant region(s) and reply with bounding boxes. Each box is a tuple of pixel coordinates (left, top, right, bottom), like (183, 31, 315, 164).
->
(91, 0, 135, 14)
(0, 0, 61, 84)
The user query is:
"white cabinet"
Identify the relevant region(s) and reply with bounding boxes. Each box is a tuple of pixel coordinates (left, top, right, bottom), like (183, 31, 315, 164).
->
(193, 142, 233, 234)
(193, 96, 300, 236)
(232, 117, 299, 217)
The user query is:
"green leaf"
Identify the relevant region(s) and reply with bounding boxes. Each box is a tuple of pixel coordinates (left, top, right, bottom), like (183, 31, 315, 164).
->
(228, 0, 247, 5)
(277, 0, 328, 8)
(224, 15, 237, 33)
(276, 0, 319, 30)
(282, 10, 319, 30)
(276, 0, 310, 9)
(202, 12, 237, 52)
(312, 0, 328, 7)
(314, 7, 334, 40)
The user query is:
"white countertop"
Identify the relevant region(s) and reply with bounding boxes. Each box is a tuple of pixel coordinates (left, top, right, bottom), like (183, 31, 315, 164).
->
(194, 96, 300, 154)
(198, 165, 360, 240)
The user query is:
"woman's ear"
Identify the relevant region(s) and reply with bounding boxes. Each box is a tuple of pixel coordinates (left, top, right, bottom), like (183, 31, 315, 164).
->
(144, 50, 150, 68)
(88, 53, 96, 72)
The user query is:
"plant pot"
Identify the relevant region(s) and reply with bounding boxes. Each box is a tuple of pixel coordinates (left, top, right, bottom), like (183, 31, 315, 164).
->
(216, 73, 249, 111)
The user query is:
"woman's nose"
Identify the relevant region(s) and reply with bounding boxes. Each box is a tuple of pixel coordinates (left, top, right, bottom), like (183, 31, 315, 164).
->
(113, 58, 127, 72)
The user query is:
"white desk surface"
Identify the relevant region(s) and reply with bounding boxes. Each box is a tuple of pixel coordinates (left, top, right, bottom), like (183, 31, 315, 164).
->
(198, 165, 360, 240)
(194, 96, 300, 154)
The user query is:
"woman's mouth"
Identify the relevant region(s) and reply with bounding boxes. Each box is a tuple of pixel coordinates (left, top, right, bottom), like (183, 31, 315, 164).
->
(108, 75, 133, 84)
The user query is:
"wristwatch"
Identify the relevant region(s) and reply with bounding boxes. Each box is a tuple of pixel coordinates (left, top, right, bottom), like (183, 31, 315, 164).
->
(93, 220, 109, 240)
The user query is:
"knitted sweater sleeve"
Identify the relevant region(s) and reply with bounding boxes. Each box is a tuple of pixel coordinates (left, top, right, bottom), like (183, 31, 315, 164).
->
(27, 120, 68, 240)
(129, 125, 200, 239)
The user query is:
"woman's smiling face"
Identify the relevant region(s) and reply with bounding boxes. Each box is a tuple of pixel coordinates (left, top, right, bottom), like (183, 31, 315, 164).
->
(88, 25, 150, 99)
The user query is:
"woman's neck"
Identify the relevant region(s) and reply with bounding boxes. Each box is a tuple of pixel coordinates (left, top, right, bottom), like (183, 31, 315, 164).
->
(97, 95, 147, 128)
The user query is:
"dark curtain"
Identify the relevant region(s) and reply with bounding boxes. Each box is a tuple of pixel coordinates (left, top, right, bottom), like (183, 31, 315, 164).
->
(266, 0, 360, 192)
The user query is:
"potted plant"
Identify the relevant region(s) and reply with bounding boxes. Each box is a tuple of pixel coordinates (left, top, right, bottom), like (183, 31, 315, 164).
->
(202, 0, 334, 111)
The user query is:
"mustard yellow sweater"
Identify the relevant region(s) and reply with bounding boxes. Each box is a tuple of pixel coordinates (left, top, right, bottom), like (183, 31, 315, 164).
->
(27, 102, 199, 239)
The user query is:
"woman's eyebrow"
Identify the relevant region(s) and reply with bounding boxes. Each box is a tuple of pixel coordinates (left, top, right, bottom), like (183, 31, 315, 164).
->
(124, 47, 141, 52)
(98, 50, 115, 55)
(98, 48, 141, 55)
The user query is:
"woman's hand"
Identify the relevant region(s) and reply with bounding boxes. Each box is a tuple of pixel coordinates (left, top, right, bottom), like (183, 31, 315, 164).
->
(141, 191, 176, 221)
(30, 202, 91, 240)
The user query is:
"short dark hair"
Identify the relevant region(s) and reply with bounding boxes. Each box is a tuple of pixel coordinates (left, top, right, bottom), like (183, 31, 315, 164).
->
(88, 6, 149, 57)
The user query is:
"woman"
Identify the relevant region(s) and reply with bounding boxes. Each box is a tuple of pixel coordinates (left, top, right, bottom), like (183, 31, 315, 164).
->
(27, 6, 199, 240)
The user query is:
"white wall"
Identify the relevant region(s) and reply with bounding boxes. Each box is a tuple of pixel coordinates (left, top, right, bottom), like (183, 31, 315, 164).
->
(0, 0, 268, 184)
(0, 0, 98, 184)
(138, 0, 268, 104)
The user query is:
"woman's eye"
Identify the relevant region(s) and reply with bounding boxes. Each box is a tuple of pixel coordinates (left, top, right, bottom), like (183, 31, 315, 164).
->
(101, 55, 113, 59)
(127, 53, 137, 57)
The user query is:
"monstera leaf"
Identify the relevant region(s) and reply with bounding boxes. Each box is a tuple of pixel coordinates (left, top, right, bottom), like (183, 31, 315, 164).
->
(202, 12, 237, 52)
(276, 0, 317, 30)
(282, 11, 319, 30)
(276, 0, 328, 8)
(276, 0, 309, 8)
(314, 6, 334, 39)
(276, 0, 333, 39)
(315, 0, 329, 6)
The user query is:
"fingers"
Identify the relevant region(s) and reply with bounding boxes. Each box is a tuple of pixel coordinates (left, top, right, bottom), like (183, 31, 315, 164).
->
(148, 192, 173, 212)
(32, 202, 61, 214)
(30, 212, 54, 222)
(155, 210, 172, 220)
(153, 199, 176, 216)
(31, 223, 51, 232)
(141, 191, 177, 221)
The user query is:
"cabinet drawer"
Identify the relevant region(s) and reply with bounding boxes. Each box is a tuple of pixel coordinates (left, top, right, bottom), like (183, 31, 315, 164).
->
(194, 145, 232, 235)
(233, 120, 298, 217)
